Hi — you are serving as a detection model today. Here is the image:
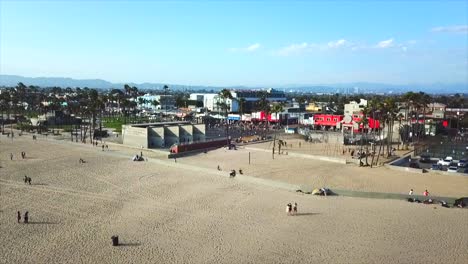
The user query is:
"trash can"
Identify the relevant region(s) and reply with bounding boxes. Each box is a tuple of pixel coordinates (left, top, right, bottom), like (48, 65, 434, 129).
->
(111, 236, 119, 246)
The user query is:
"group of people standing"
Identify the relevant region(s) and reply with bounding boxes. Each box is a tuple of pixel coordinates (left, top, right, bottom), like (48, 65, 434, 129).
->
(286, 203, 298, 216)
(17, 211, 29, 224)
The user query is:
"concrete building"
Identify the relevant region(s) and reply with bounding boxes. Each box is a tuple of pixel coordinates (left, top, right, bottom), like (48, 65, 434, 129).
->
(426, 103, 446, 119)
(344, 99, 367, 116)
(122, 121, 206, 149)
(136, 94, 175, 111)
(190, 88, 286, 114)
(189, 93, 238, 113)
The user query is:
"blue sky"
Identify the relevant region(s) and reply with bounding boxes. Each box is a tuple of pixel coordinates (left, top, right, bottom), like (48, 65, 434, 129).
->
(1, 0, 467, 86)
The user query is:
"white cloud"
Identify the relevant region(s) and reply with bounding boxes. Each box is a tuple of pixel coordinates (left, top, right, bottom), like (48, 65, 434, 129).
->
(246, 43, 260, 51)
(376, 38, 394, 48)
(276, 42, 312, 56)
(229, 43, 261, 53)
(431, 25, 468, 33)
(327, 39, 347, 48)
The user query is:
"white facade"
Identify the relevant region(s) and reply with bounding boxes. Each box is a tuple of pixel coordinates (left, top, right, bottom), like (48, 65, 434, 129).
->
(189, 93, 239, 112)
(137, 94, 175, 111)
(344, 99, 367, 115)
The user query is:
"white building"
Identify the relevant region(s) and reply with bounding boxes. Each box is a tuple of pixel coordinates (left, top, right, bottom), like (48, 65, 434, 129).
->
(137, 94, 175, 111)
(189, 93, 239, 112)
(344, 99, 367, 116)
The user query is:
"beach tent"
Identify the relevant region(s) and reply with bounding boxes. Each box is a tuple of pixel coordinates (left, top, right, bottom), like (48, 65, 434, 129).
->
(454, 197, 468, 208)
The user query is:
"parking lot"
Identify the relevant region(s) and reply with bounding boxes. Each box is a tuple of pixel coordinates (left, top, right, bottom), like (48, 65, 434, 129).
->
(410, 156, 468, 173)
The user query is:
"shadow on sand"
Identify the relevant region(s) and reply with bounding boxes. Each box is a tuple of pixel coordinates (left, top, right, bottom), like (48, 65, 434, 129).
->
(28, 221, 59, 225)
(293, 213, 320, 216)
(118, 243, 141, 247)
(32, 183, 48, 186)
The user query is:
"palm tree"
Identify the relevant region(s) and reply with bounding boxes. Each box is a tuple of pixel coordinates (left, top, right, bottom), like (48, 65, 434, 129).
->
(383, 97, 398, 157)
(238, 97, 246, 137)
(358, 114, 369, 166)
(163, 85, 170, 119)
(271, 103, 284, 157)
(151, 99, 160, 110)
(256, 91, 271, 137)
(219, 89, 233, 146)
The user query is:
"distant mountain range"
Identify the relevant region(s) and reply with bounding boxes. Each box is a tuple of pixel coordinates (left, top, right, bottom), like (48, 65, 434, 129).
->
(0, 74, 466, 94)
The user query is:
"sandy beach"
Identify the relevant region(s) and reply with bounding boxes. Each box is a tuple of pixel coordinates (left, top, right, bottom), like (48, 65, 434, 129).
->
(1, 135, 467, 264)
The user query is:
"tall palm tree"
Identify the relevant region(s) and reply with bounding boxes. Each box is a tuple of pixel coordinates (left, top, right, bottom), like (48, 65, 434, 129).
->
(219, 89, 233, 146)
(271, 102, 284, 157)
(256, 91, 271, 137)
(238, 97, 246, 137)
(358, 114, 369, 166)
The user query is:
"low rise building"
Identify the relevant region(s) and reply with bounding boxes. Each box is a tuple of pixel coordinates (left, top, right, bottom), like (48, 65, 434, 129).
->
(122, 121, 206, 149)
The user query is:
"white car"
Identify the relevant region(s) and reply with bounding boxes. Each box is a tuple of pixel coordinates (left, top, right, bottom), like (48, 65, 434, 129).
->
(437, 159, 452, 166)
(447, 166, 458, 173)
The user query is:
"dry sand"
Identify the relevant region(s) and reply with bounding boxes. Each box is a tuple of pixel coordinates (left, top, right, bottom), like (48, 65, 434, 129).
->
(1, 135, 467, 264)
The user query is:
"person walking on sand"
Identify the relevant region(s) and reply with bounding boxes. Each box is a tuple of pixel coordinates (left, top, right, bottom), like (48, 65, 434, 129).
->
(24, 175, 28, 184)
(286, 203, 291, 215)
(10, 153, 13, 160)
(17, 211, 21, 223)
(102, 145, 105, 151)
(293, 203, 298, 215)
(24, 211, 29, 224)
(28, 177, 31, 185)
(409, 189, 414, 196)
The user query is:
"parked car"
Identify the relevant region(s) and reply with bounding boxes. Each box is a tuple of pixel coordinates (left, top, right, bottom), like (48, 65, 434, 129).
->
(419, 154, 431, 163)
(431, 164, 442, 170)
(409, 162, 420, 169)
(457, 159, 467, 168)
(447, 166, 459, 173)
(437, 158, 452, 166)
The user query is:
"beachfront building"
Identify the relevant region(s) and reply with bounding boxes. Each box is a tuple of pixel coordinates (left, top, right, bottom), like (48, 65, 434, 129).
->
(189, 93, 238, 113)
(190, 88, 286, 114)
(122, 121, 206, 149)
(136, 94, 175, 111)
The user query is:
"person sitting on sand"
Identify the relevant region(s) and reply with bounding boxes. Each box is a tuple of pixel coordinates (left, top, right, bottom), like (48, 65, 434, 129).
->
(423, 190, 429, 196)
(217, 165, 221, 171)
(409, 189, 414, 196)
(239, 169, 243, 175)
